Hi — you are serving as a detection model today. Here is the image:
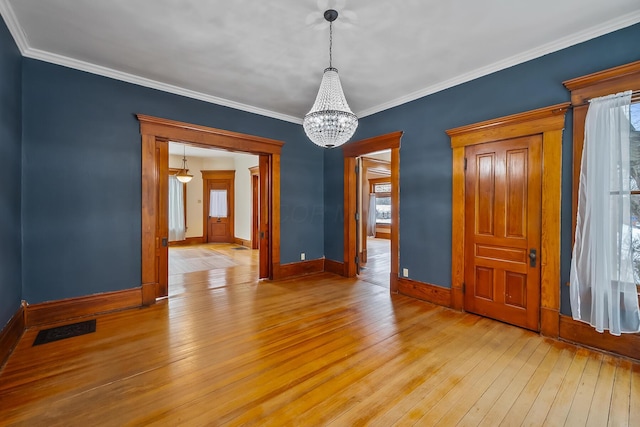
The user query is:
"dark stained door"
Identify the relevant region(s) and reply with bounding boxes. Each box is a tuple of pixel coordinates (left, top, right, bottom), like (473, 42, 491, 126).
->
(464, 135, 542, 331)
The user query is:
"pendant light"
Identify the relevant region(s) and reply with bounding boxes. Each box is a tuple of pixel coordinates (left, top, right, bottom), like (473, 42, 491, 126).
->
(176, 146, 193, 183)
(303, 9, 358, 149)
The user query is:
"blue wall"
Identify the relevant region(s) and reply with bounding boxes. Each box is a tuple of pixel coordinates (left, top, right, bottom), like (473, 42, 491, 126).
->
(0, 19, 22, 328)
(324, 23, 640, 314)
(21, 60, 324, 304)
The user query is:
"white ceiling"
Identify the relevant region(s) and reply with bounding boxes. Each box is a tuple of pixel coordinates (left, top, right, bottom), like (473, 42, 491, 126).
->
(168, 141, 256, 160)
(2, 0, 639, 124)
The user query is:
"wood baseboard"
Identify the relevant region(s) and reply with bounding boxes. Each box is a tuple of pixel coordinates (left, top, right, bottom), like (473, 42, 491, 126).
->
(169, 236, 205, 247)
(559, 315, 640, 361)
(25, 287, 143, 327)
(324, 259, 346, 276)
(233, 237, 251, 248)
(540, 307, 560, 338)
(276, 259, 324, 280)
(398, 277, 452, 308)
(0, 302, 26, 368)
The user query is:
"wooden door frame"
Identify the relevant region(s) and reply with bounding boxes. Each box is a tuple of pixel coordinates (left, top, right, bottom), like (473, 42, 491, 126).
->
(249, 166, 259, 249)
(138, 114, 284, 302)
(446, 103, 569, 337)
(202, 170, 236, 243)
(343, 131, 402, 292)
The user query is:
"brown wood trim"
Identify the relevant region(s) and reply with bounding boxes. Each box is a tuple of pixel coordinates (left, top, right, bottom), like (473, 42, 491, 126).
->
(447, 106, 567, 338)
(559, 315, 640, 361)
(201, 170, 236, 180)
(342, 131, 402, 157)
(233, 237, 251, 247)
(25, 288, 143, 328)
(324, 259, 346, 276)
(137, 115, 284, 155)
(451, 146, 465, 311)
(139, 114, 282, 289)
(168, 236, 205, 247)
(564, 62, 640, 249)
(563, 60, 640, 105)
(141, 134, 158, 292)
(398, 277, 452, 308)
(275, 259, 324, 280)
(447, 103, 570, 148)
(0, 302, 26, 368)
(342, 132, 402, 294)
(375, 230, 391, 239)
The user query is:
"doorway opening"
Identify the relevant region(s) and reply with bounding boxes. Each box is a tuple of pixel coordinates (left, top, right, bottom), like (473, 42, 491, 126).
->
(343, 132, 402, 292)
(138, 115, 284, 303)
(167, 142, 260, 296)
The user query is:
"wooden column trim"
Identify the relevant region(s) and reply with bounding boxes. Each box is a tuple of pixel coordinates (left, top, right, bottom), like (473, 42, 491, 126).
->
(447, 103, 569, 336)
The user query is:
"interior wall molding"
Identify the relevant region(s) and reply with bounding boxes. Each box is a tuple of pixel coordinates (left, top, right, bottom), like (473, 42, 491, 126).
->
(559, 315, 640, 361)
(397, 277, 452, 308)
(275, 259, 324, 280)
(355, 11, 640, 118)
(24, 288, 143, 328)
(3, 0, 638, 122)
(0, 302, 25, 369)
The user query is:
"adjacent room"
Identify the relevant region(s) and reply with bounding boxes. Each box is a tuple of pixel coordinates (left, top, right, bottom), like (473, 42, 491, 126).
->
(1, 1, 640, 424)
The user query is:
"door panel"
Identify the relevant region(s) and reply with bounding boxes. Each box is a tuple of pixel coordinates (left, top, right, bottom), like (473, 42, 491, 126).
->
(465, 135, 542, 331)
(206, 183, 231, 243)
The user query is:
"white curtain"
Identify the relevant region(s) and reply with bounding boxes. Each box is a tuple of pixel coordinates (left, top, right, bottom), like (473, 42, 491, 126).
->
(168, 176, 186, 241)
(209, 189, 227, 218)
(367, 193, 376, 237)
(570, 90, 640, 335)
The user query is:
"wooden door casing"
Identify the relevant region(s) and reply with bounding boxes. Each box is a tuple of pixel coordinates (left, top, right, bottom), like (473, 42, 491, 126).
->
(138, 114, 284, 298)
(464, 135, 542, 331)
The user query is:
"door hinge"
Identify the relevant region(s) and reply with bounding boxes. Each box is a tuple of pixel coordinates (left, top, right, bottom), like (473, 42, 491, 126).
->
(355, 165, 359, 174)
(355, 256, 359, 265)
(464, 158, 467, 171)
(355, 212, 360, 221)
(161, 237, 168, 247)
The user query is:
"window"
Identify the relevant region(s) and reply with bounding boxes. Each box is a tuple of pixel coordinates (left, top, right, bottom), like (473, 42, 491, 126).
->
(564, 60, 640, 294)
(370, 179, 391, 224)
(628, 103, 640, 282)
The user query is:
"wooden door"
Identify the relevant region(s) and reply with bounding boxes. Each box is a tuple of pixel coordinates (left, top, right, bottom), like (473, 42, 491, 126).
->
(206, 181, 231, 242)
(464, 135, 542, 331)
(202, 170, 235, 244)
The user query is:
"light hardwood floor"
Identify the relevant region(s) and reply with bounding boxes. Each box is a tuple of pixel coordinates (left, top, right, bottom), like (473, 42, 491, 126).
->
(1, 247, 639, 425)
(359, 237, 390, 288)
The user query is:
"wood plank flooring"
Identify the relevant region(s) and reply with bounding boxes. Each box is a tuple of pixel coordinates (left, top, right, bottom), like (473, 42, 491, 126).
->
(1, 247, 639, 425)
(359, 237, 390, 288)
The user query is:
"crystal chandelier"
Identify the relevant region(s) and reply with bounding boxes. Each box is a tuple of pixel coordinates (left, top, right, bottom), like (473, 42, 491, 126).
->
(303, 9, 358, 149)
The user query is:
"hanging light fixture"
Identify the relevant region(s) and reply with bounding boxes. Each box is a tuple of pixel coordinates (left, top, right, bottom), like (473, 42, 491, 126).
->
(303, 9, 358, 149)
(176, 146, 193, 183)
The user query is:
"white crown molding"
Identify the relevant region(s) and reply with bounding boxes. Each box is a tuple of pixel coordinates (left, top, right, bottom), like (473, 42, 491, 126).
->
(3, 0, 639, 123)
(356, 10, 640, 118)
(0, 0, 28, 52)
(0, 0, 302, 124)
(21, 47, 303, 124)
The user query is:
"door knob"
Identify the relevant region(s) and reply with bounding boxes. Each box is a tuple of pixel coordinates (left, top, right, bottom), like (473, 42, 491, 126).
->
(529, 249, 537, 267)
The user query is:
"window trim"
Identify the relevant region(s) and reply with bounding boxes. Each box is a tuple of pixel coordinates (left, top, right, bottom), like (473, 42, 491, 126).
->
(563, 60, 640, 243)
(563, 60, 640, 299)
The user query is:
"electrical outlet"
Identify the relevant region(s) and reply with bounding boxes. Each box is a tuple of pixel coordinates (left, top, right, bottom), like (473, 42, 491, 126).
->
(402, 268, 409, 277)
(301, 253, 306, 261)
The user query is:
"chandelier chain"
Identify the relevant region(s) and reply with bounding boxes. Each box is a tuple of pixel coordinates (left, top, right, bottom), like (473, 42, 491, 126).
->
(329, 21, 333, 68)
